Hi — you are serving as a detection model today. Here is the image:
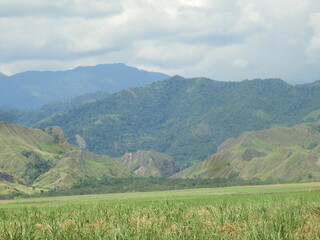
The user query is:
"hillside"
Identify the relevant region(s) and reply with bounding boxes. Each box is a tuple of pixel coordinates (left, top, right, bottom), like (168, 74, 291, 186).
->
(0, 122, 134, 195)
(36, 76, 320, 166)
(0, 91, 110, 126)
(172, 122, 320, 182)
(118, 150, 181, 177)
(0, 63, 169, 109)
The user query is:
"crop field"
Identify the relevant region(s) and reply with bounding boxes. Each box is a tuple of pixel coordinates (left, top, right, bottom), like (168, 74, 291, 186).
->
(1, 182, 320, 239)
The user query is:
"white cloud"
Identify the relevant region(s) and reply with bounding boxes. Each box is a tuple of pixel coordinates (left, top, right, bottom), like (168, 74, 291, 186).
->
(0, 0, 320, 83)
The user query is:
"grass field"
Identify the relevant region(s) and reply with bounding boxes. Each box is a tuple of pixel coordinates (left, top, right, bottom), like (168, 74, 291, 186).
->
(1, 182, 320, 239)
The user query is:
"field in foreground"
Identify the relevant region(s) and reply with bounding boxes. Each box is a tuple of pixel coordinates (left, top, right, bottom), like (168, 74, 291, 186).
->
(1, 182, 320, 239)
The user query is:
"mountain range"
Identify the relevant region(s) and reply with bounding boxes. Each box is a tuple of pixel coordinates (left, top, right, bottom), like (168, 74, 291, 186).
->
(0, 121, 185, 196)
(1, 120, 320, 196)
(35, 76, 320, 166)
(0, 63, 169, 109)
(1, 64, 320, 195)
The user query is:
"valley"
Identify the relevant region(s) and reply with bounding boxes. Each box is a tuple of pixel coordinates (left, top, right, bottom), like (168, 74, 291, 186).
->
(2, 1, 320, 239)
(1, 64, 320, 199)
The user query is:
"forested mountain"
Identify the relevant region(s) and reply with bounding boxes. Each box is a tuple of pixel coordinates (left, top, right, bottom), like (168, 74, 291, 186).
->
(118, 150, 181, 177)
(0, 122, 134, 195)
(0, 63, 169, 109)
(0, 91, 110, 126)
(172, 122, 320, 182)
(35, 76, 320, 166)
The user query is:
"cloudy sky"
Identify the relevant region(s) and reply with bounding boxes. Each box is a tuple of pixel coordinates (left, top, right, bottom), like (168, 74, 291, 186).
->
(1, 0, 320, 83)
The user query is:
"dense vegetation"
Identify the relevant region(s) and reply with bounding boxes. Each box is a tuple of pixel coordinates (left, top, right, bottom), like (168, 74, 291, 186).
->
(0, 91, 110, 126)
(0, 176, 282, 200)
(36, 77, 320, 166)
(1, 183, 320, 239)
(32, 177, 281, 198)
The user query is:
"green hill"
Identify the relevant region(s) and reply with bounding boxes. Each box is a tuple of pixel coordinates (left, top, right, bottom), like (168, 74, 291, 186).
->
(0, 169, 36, 197)
(172, 122, 320, 182)
(118, 150, 181, 177)
(35, 76, 320, 166)
(0, 122, 134, 195)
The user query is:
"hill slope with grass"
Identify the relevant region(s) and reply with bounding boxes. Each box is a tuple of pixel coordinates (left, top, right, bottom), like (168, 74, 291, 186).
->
(172, 122, 320, 182)
(0, 122, 134, 195)
(36, 76, 320, 166)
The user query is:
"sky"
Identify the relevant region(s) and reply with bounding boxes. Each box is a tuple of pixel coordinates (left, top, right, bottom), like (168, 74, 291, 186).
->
(1, 0, 320, 84)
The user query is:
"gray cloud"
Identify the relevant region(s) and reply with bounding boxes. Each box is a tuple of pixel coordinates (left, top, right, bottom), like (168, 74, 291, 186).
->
(0, 0, 320, 83)
(0, 0, 123, 18)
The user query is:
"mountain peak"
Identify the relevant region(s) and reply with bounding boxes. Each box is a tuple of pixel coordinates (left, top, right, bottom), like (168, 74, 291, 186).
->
(0, 63, 170, 110)
(118, 150, 181, 177)
(44, 126, 69, 143)
(242, 78, 291, 86)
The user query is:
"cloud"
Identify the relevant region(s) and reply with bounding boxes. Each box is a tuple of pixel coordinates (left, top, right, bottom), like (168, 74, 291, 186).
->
(232, 58, 248, 68)
(307, 12, 320, 61)
(0, 0, 123, 18)
(0, 0, 320, 83)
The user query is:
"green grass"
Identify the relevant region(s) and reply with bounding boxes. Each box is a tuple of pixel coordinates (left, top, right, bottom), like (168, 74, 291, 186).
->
(1, 182, 320, 239)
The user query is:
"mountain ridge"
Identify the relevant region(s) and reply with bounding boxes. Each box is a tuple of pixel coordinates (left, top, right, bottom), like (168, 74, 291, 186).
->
(0, 63, 169, 109)
(172, 121, 320, 181)
(0, 91, 111, 126)
(0, 121, 134, 195)
(35, 76, 320, 166)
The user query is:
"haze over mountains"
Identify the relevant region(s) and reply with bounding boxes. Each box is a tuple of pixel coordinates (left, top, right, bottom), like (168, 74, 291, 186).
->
(0, 63, 169, 109)
(0, 91, 111, 126)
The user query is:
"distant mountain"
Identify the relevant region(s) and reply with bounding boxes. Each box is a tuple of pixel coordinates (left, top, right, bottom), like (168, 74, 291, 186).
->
(172, 122, 320, 182)
(36, 76, 320, 166)
(118, 150, 181, 177)
(0, 73, 7, 78)
(0, 122, 134, 195)
(0, 63, 169, 109)
(0, 91, 110, 126)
